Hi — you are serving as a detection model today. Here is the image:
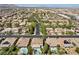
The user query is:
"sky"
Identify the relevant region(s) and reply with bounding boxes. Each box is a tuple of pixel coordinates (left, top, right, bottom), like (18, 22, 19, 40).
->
(16, 4, 79, 8)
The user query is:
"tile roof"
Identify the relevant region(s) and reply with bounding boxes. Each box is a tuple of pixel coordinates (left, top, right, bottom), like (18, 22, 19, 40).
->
(16, 37, 30, 47)
(31, 38, 43, 48)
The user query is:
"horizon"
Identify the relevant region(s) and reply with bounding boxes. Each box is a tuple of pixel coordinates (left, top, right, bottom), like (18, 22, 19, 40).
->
(16, 4, 79, 8)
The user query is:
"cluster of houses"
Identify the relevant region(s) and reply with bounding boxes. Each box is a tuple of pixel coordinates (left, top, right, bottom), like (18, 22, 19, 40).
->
(43, 13, 79, 35)
(0, 37, 79, 54)
(0, 9, 33, 35)
(0, 8, 79, 36)
(0, 8, 79, 54)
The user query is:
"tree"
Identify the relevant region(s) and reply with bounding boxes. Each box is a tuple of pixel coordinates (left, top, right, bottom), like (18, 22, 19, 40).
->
(57, 48, 66, 55)
(0, 47, 9, 55)
(8, 46, 19, 55)
(71, 16, 76, 20)
(13, 21, 19, 27)
(0, 46, 19, 55)
(5, 20, 12, 28)
(75, 47, 79, 54)
(57, 44, 60, 50)
(57, 44, 66, 55)
(29, 22, 36, 34)
(66, 31, 75, 35)
(47, 48, 52, 55)
(40, 23, 47, 35)
(27, 45, 33, 55)
(41, 43, 49, 54)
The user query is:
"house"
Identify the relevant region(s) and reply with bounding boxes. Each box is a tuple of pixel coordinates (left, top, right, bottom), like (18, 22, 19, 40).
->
(16, 37, 30, 47)
(45, 37, 64, 47)
(55, 28, 64, 35)
(1, 28, 19, 35)
(31, 38, 43, 55)
(0, 38, 17, 47)
(46, 28, 55, 35)
(64, 38, 76, 48)
(1, 28, 11, 33)
(19, 21, 25, 26)
(71, 38, 79, 47)
(75, 28, 79, 35)
(31, 38, 43, 48)
(11, 28, 19, 34)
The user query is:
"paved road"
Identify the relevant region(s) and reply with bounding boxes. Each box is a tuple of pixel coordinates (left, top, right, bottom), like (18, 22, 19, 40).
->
(58, 14, 71, 19)
(34, 16, 40, 36)
(0, 35, 79, 38)
(34, 23, 40, 35)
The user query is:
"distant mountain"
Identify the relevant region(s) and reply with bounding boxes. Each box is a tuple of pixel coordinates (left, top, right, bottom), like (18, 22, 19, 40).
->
(0, 4, 18, 8)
